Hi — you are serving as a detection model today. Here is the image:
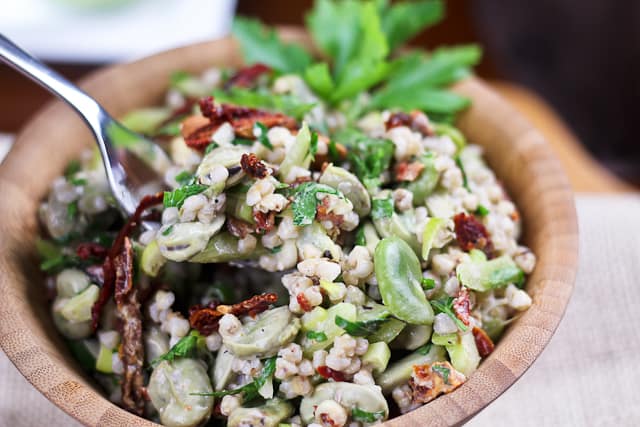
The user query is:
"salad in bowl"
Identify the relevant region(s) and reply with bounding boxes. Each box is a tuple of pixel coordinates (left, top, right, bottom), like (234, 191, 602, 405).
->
(36, 1, 536, 426)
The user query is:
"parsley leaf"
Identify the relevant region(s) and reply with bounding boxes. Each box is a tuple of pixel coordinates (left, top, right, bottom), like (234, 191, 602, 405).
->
(421, 278, 436, 290)
(306, 330, 328, 342)
(213, 87, 315, 120)
(430, 297, 468, 332)
(455, 155, 471, 191)
(351, 407, 386, 423)
(334, 315, 387, 336)
(355, 225, 366, 246)
(174, 171, 195, 186)
(232, 17, 312, 74)
(416, 343, 433, 355)
(253, 122, 273, 150)
(163, 184, 208, 208)
(475, 204, 490, 217)
(371, 197, 394, 220)
(379, 0, 444, 51)
(67, 201, 78, 220)
(334, 129, 394, 190)
(204, 142, 219, 154)
(291, 182, 341, 226)
(161, 225, 174, 236)
(432, 364, 450, 384)
(69, 177, 87, 186)
(64, 160, 81, 179)
(269, 245, 283, 254)
(151, 331, 202, 368)
(191, 356, 277, 402)
(309, 129, 319, 160)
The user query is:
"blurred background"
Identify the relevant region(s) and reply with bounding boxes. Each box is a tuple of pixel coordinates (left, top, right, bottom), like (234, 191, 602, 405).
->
(1, 0, 638, 185)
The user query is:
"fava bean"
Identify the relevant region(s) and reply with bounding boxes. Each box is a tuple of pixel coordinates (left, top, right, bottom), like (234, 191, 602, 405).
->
(189, 231, 267, 263)
(300, 382, 388, 425)
(319, 164, 371, 216)
(148, 359, 214, 427)
(228, 398, 293, 427)
(156, 215, 226, 262)
(374, 237, 434, 325)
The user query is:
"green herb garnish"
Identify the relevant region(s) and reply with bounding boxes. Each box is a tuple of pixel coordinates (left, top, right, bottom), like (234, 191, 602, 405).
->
(69, 177, 87, 186)
(334, 315, 387, 336)
(371, 197, 394, 220)
(475, 204, 490, 217)
(306, 330, 328, 342)
(191, 356, 277, 401)
(67, 201, 78, 220)
(416, 343, 432, 355)
(309, 129, 319, 160)
(253, 121, 273, 150)
(174, 171, 195, 186)
(64, 160, 81, 179)
(421, 277, 436, 290)
(151, 331, 203, 368)
(163, 184, 208, 208)
(204, 142, 219, 154)
(351, 407, 386, 423)
(161, 225, 174, 236)
(354, 225, 366, 246)
(430, 297, 468, 332)
(432, 364, 450, 384)
(290, 181, 341, 226)
(269, 245, 283, 254)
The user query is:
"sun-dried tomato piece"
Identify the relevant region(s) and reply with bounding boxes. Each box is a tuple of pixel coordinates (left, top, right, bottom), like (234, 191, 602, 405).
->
(180, 115, 210, 140)
(253, 210, 276, 235)
(231, 112, 297, 139)
(315, 197, 344, 229)
(296, 293, 313, 312)
(189, 293, 278, 336)
(114, 238, 145, 416)
(316, 365, 347, 382)
(409, 361, 465, 405)
(385, 111, 434, 136)
(385, 112, 412, 130)
(91, 192, 163, 331)
(224, 63, 272, 89)
(76, 242, 107, 260)
(453, 212, 494, 257)
(226, 217, 255, 239)
(395, 161, 425, 182)
(472, 326, 495, 358)
(453, 288, 471, 326)
(184, 122, 219, 151)
(240, 153, 269, 179)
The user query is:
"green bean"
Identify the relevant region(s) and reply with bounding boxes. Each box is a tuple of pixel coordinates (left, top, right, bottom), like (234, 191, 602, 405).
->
(227, 398, 293, 427)
(319, 164, 371, 216)
(374, 237, 434, 325)
(148, 359, 214, 427)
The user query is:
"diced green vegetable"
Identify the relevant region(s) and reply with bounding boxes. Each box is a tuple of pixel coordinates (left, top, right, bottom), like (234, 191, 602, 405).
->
(367, 318, 406, 344)
(446, 331, 480, 377)
(362, 341, 391, 374)
(334, 315, 387, 337)
(421, 217, 446, 261)
(375, 344, 446, 393)
(120, 107, 171, 135)
(140, 240, 167, 277)
(456, 252, 525, 291)
(303, 303, 357, 356)
(96, 344, 113, 374)
(60, 284, 100, 323)
(432, 333, 459, 346)
(279, 123, 313, 183)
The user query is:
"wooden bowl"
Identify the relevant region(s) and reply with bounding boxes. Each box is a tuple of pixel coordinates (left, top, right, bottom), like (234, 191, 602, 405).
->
(0, 30, 578, 426)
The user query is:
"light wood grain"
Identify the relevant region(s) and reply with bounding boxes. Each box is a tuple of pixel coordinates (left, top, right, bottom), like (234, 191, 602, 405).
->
(0, 30, 578, 427)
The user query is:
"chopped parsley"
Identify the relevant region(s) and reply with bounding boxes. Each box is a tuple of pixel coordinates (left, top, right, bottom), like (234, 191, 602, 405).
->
(421, 277, 436, 290)
(269, 245, 283, 254)
(351, 407, 386, 423)
(253, 121, 273, 150)
(475, 204, 490, 217)
(64, 160, 81, 179)
(151, 331, 203, 368)
(69, 177, 87, 186)
(334, 315, 387, 337)
(309, 129, 319, 160)
(430, 297, 468, 332)
(67, 201, 78, 220)
(455, 155, 470, 191)
(432, 364, 451, 384)
(306, 330, 328, 342)
(191, 356, 276, 402)
(174, 171, 195, 186)
(416, 343, 433, 355)
(204, 142, 219, 154)
(161, 225, 174, 236)
(232, 137, 255, 146)
(371, 197, 394, 220)
(163, 184, 208, 208)
(355, 225, 366, 246)
(290, 181, 341, 226)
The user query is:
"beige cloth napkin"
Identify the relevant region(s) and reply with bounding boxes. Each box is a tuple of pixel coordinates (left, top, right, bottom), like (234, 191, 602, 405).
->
(1, 195, 639, 427)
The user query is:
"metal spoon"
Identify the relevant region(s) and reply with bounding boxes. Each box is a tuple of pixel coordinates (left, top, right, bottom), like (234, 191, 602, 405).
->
(0, 33, 170, 217)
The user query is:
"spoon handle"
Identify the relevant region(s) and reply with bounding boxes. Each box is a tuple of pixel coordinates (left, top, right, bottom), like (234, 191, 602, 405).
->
(0, 33, 138, 214)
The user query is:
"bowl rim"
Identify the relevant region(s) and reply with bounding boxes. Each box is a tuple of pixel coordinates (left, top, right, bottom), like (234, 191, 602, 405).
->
(0, 30, 578, 427)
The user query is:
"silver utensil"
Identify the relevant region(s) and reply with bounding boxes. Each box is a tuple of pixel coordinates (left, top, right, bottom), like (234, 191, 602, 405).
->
(0, 33, 170, 217)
